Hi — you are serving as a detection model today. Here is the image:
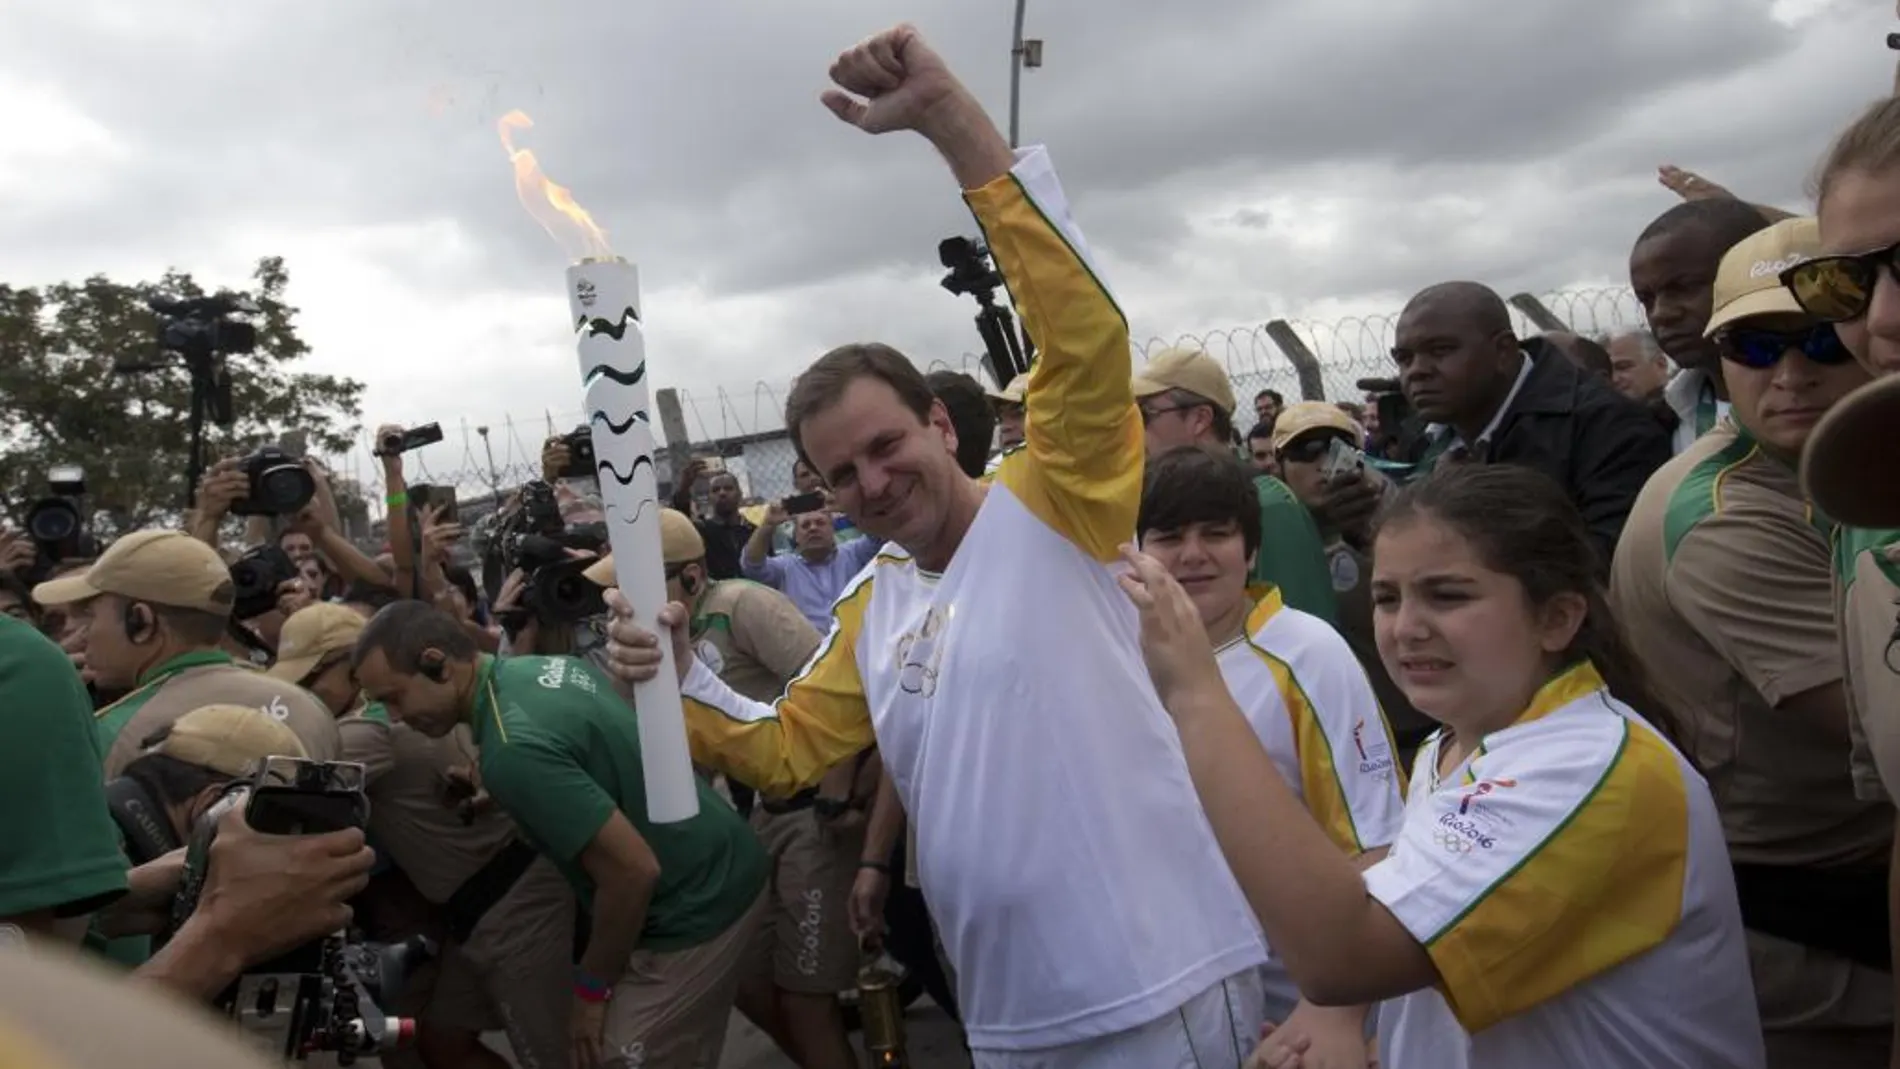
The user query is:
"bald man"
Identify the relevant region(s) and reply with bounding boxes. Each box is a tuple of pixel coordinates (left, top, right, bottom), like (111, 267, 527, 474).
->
(1391, 280, 1672, 562)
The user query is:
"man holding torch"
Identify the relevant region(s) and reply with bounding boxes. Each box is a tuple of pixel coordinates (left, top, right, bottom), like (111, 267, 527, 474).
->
(606, 23, 1267, 1069)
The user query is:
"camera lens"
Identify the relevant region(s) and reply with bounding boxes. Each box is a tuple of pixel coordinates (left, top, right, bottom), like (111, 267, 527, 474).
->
(25, 500, 78, 543)
(256, 465, 317, 514)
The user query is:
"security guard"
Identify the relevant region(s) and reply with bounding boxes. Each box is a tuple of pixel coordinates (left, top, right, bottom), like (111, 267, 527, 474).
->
(275, 603, 574, 1069)
(587, 511, 869, 1068)
(32, 529, 340, 776)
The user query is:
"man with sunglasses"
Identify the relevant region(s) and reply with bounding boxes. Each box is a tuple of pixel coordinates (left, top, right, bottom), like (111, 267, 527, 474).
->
(1613, 217, 1893, 1067)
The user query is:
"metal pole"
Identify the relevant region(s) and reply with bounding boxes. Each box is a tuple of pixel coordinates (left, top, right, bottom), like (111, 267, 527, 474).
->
(1008, 0, 1028, 148)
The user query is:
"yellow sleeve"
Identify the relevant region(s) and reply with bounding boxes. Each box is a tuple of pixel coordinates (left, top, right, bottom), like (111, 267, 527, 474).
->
(679, 574, 877, 798)
(966, 148, 1143, 562)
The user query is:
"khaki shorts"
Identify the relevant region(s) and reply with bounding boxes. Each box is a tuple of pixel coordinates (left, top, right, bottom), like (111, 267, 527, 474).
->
(1749, 929, 1893, 1068)
(425, 858, 577, 1069)
(604, 889, 770, 1069)
(749, 806, 864, 994)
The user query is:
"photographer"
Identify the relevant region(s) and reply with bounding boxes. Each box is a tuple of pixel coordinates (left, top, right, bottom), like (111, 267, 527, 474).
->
(29, 529, 341, 778)
(190, 454, 393, 599)
(94, 703, 310, 943)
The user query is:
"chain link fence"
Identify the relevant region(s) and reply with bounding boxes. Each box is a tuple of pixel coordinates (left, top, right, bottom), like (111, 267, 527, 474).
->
(328, 285, 1647, 524)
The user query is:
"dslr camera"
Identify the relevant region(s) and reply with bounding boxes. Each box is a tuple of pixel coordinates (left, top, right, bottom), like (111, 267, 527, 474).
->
(230, 544, 301, 620)
(230, 447, 316, 517)
(173, 756, 428, 1064)
(493, 480, 608, 627)
(555, 425, 596, 481)
(19, 465, 96, 581)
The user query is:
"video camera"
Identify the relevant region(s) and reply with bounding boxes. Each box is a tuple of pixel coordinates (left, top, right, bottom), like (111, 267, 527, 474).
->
(173, 756, 426, 1064)
(937, 236, 1032, 390)
(230, 543, 300, 620)
(18, 465, 96, 582)
(228, 446, 316, 518)
(493, 480, 608, 627)
(153, 294, 261, 361)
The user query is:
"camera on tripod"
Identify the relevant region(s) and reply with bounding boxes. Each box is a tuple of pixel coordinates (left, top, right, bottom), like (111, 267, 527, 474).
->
(173, 756, 426, 1064)
(154, 294, 261, 360)
(493, 480, 608, 627)
(230, 447, 317, 517)
(937, 236, 1033, 390)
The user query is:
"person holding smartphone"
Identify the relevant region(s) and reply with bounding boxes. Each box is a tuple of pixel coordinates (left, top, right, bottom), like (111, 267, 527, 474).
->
(740, 492, 885, 634)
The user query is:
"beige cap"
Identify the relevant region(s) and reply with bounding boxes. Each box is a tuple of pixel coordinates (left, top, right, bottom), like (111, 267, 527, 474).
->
(267, 602, 366, 683)
(32, 530, 235, 616)
(1704, 216, 1823, 337)
(584, 508, 705, 586)
(1802, 373, 1900, 527)
(1269, 402, 1363, 451)
(141, 703, 309, 777)
(985, 373, 1028, 405)
(1131, 346, 1236, 414)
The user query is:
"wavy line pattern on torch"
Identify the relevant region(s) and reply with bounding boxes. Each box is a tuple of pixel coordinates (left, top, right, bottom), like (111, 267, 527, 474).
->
(590, 409, 650, 434)
(581, 363, 647, 387)
(613, 498, 656, 529)
(597, 455, 655, 487)
(575, 307, 643, 340)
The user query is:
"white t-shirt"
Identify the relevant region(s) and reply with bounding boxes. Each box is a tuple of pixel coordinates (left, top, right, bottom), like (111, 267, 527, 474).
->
(1362, 663, 1764, 1069)
(1216, 590, 1406, 1018)
(673, 145, 1265, 1051)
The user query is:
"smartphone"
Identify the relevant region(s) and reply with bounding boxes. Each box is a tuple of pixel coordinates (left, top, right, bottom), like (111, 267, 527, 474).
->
(783, 490, 826, 515)
(1321, 437, 1366, 484)
(411, 483, 459, 524)
(378, 422, 444, 457)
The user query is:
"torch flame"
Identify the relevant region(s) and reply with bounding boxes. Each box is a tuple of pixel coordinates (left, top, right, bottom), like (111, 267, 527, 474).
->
(497, 109, 614, 262)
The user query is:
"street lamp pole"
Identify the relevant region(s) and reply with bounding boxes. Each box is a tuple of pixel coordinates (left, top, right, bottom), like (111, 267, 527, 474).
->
(1008, 0, 1029, 148)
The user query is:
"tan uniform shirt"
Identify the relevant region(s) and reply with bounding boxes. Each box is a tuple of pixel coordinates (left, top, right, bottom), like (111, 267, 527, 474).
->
(99, 659, 340, 779)
(337, 706, 519, 904)
(1838, 529, 1900, 802)
(689, 579, 822, 703)
(1611, 421, 1891, 868)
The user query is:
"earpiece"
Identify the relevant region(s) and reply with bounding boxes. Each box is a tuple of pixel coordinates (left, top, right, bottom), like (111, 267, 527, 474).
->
(419, 652, 447, 683)
(122, 602, 155, 644)
(680, 571, 700, 598)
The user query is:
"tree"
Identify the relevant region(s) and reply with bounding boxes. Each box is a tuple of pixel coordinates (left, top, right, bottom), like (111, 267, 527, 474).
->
(0, 257, 364, 538)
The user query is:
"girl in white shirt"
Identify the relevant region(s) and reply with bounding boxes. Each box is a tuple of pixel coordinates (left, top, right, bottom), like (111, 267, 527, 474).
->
(1119, 463, 1764, 1069)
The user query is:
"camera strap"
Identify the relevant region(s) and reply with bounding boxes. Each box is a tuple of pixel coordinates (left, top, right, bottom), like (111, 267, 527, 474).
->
(105, 776, 182, 866)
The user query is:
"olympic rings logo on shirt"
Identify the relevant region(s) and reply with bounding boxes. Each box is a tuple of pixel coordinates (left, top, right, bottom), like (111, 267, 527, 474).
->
(1431, 829, 1476, 855)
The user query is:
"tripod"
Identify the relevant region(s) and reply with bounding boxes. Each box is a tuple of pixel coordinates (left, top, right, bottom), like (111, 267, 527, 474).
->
(181, 352, 234, 509)
(970, 287, 1032, 388)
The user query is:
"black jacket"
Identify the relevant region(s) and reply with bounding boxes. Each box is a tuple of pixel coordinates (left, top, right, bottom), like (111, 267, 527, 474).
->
(1407, 337, 1673, 566)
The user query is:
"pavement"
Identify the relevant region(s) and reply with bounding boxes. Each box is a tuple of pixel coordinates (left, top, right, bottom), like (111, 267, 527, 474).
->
(721, 1000, 972, 1068)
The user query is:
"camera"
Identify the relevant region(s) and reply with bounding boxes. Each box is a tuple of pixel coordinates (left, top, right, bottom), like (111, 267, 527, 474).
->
(938, 235, 1032, 389)
(230, 446, 316, 517)
(173, 757, 424, 1064)
(231, 544, 300, 620)
(556, 425, 596, 481)
(375, 422, 444, 458)
(20, 465, 95, 580)
(153, 294, 260, 360)
(492, 482, 608, 627)
(938, 236, 1004, 299)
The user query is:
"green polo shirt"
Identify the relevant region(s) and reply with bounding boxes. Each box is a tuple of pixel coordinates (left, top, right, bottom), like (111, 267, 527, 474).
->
(467, 654, 767, 952)
(1252, 474, 1339, 625)
(0, 616, 128, 924)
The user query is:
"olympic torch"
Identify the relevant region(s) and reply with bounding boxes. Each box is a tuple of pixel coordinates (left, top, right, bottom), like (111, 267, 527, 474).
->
(499, 111, 698, 822)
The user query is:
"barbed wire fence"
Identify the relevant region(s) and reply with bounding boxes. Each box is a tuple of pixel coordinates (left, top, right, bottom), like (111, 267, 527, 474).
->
(328, 285, 1646, 530)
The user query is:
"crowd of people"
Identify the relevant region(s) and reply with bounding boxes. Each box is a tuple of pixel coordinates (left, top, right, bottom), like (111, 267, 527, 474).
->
(2, 17, 1900, 1069)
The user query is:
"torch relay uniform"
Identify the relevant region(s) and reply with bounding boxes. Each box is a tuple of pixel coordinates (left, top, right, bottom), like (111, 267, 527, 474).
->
(464, 653, 769, 1067)
(1362, 662, 1765, 1068)
(673, 146, 1267, 1067)
(1214, 589, 1406, 1021)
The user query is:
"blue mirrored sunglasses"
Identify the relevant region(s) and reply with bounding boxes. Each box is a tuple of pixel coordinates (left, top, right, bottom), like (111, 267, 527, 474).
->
(1717, 323, 1852, 370)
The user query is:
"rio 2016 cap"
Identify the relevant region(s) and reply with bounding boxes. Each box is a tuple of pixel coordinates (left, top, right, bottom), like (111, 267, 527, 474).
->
(267, 602, 368, 684)
(30, 529, 236, 616)
(1130, 347, 1237, 415)
(140, 703, 308, 778)
(584, 508, 705, 587)
(985, 373, 1029, 406)
(1269, 402, 1364, 452)
(1704, 216, 1823, 337)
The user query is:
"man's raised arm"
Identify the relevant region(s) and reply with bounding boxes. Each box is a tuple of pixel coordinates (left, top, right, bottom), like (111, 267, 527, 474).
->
(822, 26, 1142, 562)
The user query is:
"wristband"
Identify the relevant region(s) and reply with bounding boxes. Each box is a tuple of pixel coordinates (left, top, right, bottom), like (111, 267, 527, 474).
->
(385, 491, 408, 508)
(573, 969, 612, 1004)
(858, 860, 891, 875)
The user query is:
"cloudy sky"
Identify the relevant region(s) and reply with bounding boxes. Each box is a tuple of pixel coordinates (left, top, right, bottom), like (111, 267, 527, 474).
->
(1, 0, 1891, 476)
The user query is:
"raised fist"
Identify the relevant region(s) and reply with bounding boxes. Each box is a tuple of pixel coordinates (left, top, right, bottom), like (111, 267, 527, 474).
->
(821, 24, 966, 136)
